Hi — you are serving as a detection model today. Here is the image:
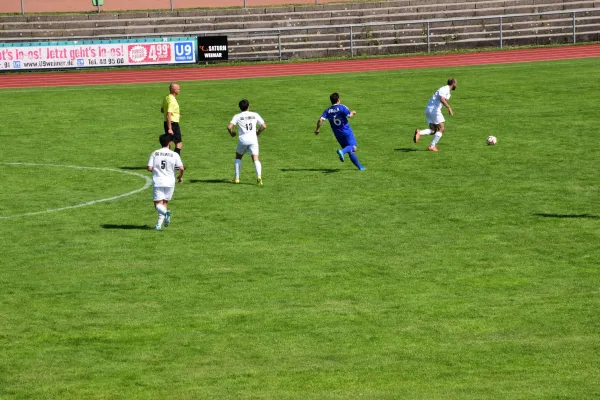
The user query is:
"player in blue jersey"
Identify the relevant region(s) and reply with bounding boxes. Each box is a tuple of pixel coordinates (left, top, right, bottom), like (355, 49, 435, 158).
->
(314, 92, 366, 171)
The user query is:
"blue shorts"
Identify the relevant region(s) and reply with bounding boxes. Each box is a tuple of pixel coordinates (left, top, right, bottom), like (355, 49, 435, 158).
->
(335, 134, 357, 148)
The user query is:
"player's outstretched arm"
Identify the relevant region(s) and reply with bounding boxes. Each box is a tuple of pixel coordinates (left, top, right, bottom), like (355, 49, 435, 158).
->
(315, 118, 324, 134)
(349, 110, 356, 118)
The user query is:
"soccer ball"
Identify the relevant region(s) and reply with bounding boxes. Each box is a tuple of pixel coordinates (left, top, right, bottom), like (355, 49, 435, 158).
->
(486, 136, 497, 145)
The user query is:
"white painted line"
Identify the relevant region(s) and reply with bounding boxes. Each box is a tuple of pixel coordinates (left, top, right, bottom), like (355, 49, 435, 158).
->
(0, 162, 152, 219)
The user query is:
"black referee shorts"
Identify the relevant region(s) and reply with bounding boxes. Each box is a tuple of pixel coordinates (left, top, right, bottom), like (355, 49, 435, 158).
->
(164, 121, 182, 144)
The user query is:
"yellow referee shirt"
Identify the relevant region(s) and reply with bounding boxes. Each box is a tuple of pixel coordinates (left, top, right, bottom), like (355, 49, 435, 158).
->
(162, 94, 180, 123)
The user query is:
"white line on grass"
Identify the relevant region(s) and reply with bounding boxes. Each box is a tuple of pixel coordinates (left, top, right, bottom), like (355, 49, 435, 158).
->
(0, 162, 152, 219)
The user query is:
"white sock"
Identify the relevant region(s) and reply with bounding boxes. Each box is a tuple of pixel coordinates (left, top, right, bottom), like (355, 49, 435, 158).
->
(234, 159, 242, 179)
(420, 129, 432, 135)
(254, 160, 262, 178)
(155, 204, 167, 216)
(155, 204, 167, 227)
(430, 132, 442, 147)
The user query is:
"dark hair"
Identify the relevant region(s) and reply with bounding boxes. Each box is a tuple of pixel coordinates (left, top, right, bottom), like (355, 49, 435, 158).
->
(448, 78, 456, 86)
(159, 133, 172, 148)
(330, 92, 340, 105)
(239, 99, 249, 111)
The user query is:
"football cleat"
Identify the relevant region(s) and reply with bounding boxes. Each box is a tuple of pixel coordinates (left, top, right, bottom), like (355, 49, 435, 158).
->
(414, 129, 420, 143)
(257, 177, 263, 186)
(155, 225, 162, 231)
(164, 210, 171, 227)
(336, 149, 345, 162)
(232, 178, 240, 184)
(428, 146, 439, 152)
(359, 167, 367, 171)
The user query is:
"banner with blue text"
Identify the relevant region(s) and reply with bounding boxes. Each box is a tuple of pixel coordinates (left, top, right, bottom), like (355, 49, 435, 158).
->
(0, 38, 197, 71)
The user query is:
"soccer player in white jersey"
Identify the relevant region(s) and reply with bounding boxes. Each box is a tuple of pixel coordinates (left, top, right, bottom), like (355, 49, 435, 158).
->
(147, 134, 184, 230)
(227, 99, 267, 185)
(414, 78, 457, 152)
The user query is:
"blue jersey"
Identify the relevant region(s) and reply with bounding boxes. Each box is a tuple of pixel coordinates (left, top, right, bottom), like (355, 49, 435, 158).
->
(321, 104, 353, 136)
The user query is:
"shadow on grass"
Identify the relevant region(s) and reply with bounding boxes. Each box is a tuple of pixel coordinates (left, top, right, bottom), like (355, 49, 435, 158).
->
(101, 224, 153, 230)
(280, 168, 340, 174)
(120, 166, 147, 170)
(535, 213, 600, 220)
(395, 148, 418, 152)
(188, 179, 232, 184)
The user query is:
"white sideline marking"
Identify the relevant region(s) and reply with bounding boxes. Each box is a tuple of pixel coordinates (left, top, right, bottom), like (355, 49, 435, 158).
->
(0, 162, 152, 219)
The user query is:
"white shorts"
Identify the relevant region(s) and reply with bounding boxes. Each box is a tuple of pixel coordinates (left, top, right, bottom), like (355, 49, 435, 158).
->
(153, 186, 174, 201)
(236, 142, 259, 156)
(425, 108, 445, 125)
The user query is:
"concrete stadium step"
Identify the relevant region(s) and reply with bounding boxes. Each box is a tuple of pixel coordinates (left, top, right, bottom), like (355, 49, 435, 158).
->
(1, 0, 598, 62)
(0, 0, 596, 38)
(225, 16, 599, 60)
(0, 0, 545, 23)
(227, 27, 425, 47)
(230, 23, 588, 55)
(225, 12, 597, 42)
(232, 35, 431, 52)
(2, 12, 594, 43)
(55, 3, 598, 36)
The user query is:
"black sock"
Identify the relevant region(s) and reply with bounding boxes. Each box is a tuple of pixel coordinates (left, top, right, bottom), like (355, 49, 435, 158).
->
(175, 148, 181, 155)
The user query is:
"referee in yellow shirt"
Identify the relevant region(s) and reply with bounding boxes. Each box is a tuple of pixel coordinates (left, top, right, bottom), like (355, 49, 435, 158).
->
(161, 83, 183, 155)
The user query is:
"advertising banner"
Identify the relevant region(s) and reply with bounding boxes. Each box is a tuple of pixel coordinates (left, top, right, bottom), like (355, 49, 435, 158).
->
(0, 38, 197, 71)
(197, 36, 228, 61)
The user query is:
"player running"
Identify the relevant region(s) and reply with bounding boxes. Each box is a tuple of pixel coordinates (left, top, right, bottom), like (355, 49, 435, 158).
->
(227, 99, 267, 185)
(414, 78, 457, 152)
(315, 92, 366, 171)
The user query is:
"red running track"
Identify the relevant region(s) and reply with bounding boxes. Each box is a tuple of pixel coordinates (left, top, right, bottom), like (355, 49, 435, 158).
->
(1, 44, 599, 88)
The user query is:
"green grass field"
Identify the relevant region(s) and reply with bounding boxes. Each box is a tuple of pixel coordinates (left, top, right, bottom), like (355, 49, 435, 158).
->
(1, 57, 599, 399)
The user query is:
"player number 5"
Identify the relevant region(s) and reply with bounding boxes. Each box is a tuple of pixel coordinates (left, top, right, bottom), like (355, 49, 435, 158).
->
(161, 160, 166, 169)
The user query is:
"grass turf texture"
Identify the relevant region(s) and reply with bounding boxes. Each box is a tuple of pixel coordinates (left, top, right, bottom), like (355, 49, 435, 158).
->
(1, 58, 599, 399)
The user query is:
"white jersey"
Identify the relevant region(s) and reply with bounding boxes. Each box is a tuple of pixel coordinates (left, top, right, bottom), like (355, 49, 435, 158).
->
(426, 85, 451, 113)
(147, 147, 183, 188)
(230, 111, 265, 145)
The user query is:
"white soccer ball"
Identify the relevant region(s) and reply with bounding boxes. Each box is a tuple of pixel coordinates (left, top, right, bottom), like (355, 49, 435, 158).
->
(486, 136, 497, 145)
